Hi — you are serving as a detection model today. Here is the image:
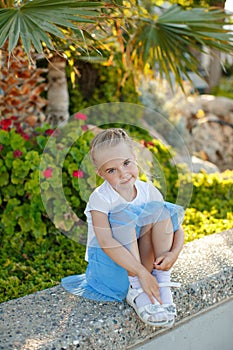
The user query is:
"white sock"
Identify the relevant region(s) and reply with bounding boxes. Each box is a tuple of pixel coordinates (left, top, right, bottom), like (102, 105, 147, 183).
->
(129, 276, 153, 307)
(128, 276, 168, 323)
(152, 269, 173, 305)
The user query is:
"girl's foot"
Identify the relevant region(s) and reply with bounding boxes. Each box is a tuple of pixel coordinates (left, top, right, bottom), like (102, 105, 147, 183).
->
(127, 276, 169, 326)
(152, 269, 180, 326)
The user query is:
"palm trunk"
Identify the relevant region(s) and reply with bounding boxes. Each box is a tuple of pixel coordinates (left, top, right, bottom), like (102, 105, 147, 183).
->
(205, 0, 226, 92)
(45, 54, 69, 127)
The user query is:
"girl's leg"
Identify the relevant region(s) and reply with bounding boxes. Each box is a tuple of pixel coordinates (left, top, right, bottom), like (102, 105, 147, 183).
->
(126, 228, 168, 325)
(151, 217, 173, 258)
(109, 210, 169, 325)
(139, 219, 175, 317)
(138, 218, 173, 270)
(138, 224, 155, 272)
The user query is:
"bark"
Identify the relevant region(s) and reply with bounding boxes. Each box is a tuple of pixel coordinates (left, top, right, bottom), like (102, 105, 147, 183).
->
(45, 54, 69, 127)
(206, 49, 222, 92)
(205, 0, 226, 92)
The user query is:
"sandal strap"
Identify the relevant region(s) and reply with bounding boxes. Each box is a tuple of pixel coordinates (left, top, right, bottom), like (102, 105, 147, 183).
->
(141, 303, 166, 315)
(162, 303, 177, 316)
(158, 282, 181, 288)
(127, 286, 144, 303)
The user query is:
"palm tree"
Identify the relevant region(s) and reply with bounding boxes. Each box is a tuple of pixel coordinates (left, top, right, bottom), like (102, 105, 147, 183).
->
(0, 0, 104, 124)
(0, 0, 232, 125)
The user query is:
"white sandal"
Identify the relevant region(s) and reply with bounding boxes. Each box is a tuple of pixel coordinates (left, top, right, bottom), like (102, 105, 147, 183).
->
(126, 286, 169, 327)
(158, 281, 181, 327)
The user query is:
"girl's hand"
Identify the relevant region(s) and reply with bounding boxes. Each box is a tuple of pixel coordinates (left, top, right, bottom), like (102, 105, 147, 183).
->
(138, 268, 162, 304)
(154, 251, 178, 271)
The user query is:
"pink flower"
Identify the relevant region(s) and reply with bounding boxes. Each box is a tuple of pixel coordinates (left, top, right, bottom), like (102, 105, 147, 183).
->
(74, 112, 87, 120)
(45, 129, 55, 136)
(81, 125, 89, 131)
(43, 167, 53, 178)
(146, 141, 154, 147)
(13, 150, 23, 158)
(0, 119, 12, 131)
(73, 170, 84, 178)
(21, 133, 30, 140)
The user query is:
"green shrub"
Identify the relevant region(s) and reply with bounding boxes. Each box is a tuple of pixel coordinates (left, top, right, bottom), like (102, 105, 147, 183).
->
(0, 227, 87, 302)
(181, 171, 233, 242)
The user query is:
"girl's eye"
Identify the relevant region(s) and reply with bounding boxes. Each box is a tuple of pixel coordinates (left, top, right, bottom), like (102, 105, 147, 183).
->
(124, 160, 130, 166)
(107, 169, 115, 174)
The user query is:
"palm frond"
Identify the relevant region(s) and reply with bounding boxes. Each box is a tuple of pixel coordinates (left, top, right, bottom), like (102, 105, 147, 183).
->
(0, 0, 104, 54)
(127, 4, 233, 87)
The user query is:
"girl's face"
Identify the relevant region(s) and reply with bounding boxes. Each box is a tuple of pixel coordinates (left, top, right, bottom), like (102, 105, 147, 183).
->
(95, 143, 138, 193)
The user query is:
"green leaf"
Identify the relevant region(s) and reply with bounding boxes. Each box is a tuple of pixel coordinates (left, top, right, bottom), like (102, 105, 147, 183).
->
(0, 173, 9, 187)
(0, 0, 104, 54)
(10, 132, 25, 150)
(0, 130, 10, 145)
(128, 4, 233, 88)
(25, 151, 41, 169)
(18, 216, 34, 232)
(36, 135, 47, 149)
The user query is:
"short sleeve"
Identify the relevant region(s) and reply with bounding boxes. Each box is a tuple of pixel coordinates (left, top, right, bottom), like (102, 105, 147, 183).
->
(87, 190, 110, 215)
(147, 182, 164, 202)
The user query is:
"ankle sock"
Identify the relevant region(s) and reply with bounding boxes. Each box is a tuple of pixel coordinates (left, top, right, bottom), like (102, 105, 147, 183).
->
(128, 276, 168, 324)
(152, 269, 173, 305)
(129, 276, 153, 307)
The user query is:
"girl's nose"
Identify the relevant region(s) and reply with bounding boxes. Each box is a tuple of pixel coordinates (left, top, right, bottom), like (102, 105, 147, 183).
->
(119, 167, 126, 178)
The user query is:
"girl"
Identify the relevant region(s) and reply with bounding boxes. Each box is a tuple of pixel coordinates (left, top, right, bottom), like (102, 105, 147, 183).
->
(62, 128, 184, 327)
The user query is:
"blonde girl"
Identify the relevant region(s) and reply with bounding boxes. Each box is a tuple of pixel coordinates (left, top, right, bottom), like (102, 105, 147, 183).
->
(62, 128, 184, 327)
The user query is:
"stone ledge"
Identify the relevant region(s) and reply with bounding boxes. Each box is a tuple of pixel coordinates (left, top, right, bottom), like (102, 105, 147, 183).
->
(1, 229, 232, 350)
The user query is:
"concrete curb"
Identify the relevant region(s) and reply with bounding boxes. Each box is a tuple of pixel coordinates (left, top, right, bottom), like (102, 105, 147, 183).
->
(1, 229, 232, 350)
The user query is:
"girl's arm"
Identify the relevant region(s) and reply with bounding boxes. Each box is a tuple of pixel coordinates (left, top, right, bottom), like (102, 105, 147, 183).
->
(154, 226, 184, 271)
(91, 210, 162, 304)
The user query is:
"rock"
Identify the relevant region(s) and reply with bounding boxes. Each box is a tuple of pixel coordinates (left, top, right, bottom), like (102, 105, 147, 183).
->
(191, 156, 220, 173)
(191, 116, 233, 171)
(199, 95, 233, 123)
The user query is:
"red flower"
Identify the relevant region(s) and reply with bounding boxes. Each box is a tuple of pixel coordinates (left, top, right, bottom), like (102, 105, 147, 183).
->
(73, 170, 84, 178)
(74, 112, 87, 120)
(13, 150, 23, 158)
(146, 141, 154, 147)
(0, 119, 12, 131)
(45, 129, 55, 136)
(81, 125, 89, 131)
(21, 132, 30, 140)
(0, 144, 3, 151)
(43, 168, 53, 178)
(11, 116, 18, 121)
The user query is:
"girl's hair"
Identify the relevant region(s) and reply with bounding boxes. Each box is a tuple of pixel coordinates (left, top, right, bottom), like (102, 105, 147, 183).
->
(90, 128, 134, 167)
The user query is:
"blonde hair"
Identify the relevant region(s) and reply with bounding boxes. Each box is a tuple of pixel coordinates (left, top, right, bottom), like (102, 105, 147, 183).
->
(90, 128, 134, 168)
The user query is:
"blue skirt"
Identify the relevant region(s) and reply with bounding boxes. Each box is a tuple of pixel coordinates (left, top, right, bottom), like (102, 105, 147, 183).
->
(61, 201, 184, 302)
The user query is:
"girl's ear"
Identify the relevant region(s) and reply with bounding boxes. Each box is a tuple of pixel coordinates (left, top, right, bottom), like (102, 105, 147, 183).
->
(95, 168, 103, 178)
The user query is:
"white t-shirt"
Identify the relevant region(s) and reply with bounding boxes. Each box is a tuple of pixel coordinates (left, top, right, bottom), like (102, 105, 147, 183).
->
(84, 179, 163, 261)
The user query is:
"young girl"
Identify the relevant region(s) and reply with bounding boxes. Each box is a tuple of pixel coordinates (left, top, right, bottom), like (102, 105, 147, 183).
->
(62, 128, 184, 327)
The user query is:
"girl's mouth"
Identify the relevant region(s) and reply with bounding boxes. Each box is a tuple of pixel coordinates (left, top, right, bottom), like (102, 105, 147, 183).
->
(120, 177, 132, 184)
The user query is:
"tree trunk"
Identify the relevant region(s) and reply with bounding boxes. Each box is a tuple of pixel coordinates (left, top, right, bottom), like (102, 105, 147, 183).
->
(206, 49, 222, 92)
(45, 54, 69, 127)
(205, 0, 226, 93)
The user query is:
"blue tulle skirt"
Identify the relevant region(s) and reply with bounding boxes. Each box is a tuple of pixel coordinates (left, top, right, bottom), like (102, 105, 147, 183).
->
(61, 201, 184, 302)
